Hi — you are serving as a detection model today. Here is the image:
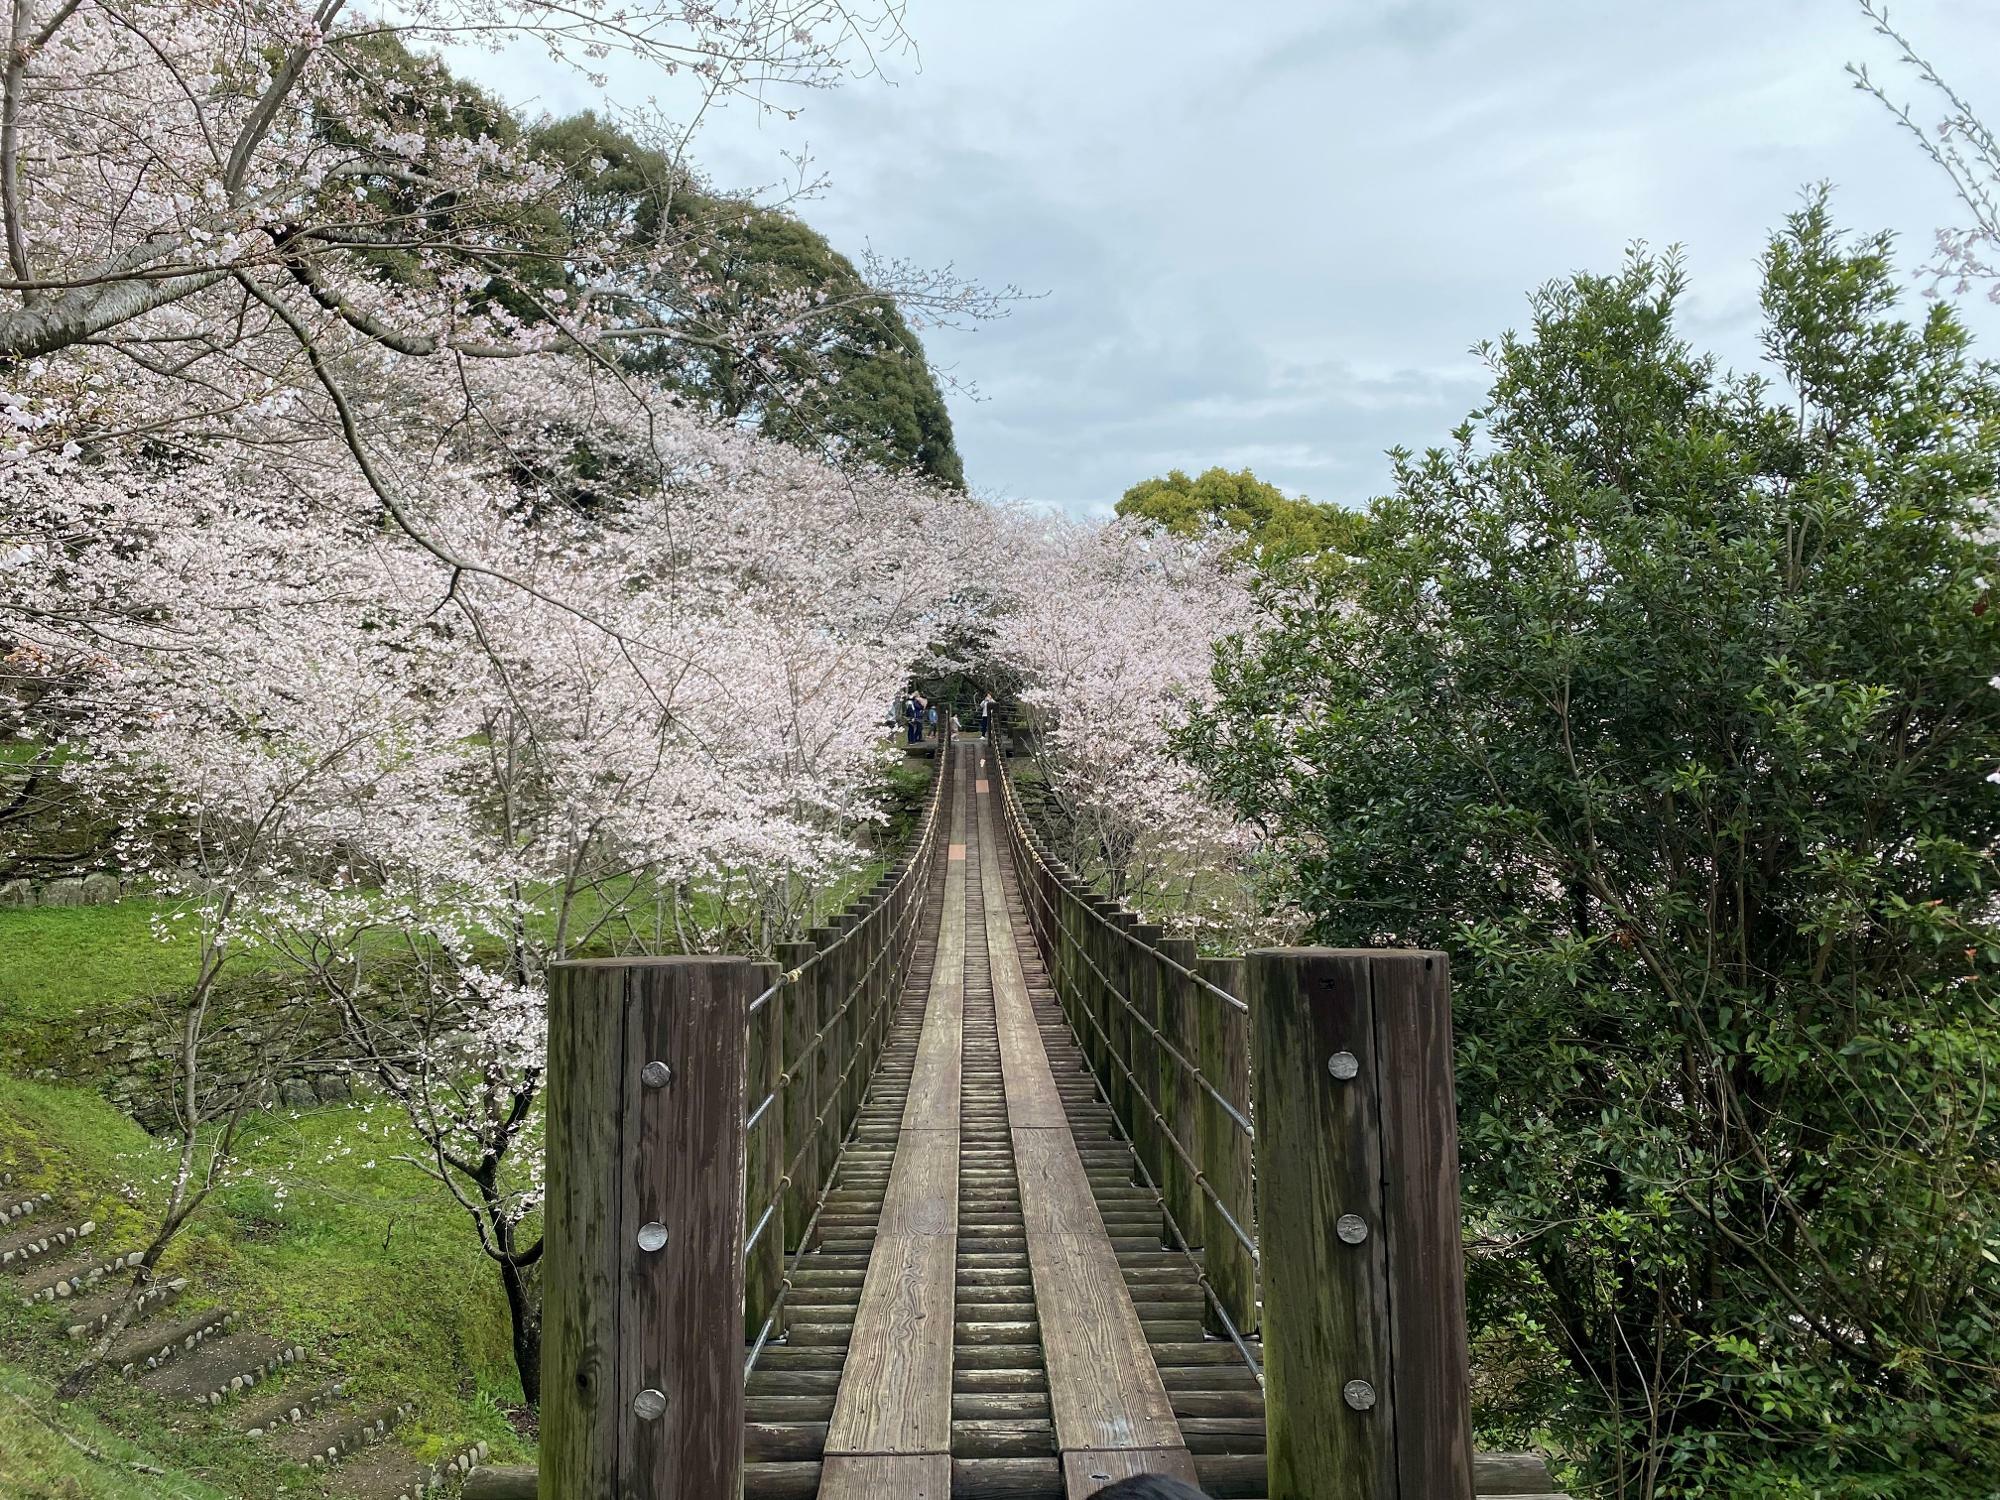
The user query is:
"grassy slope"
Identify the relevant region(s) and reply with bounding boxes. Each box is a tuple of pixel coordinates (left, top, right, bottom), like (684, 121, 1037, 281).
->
(0, 901, 210, 1021)
(0, 1365, 233, 1500)
(0, 1077, 528, 1497)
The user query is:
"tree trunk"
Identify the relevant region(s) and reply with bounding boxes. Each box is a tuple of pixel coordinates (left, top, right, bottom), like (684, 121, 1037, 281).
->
(500, 1254, 542, 1405)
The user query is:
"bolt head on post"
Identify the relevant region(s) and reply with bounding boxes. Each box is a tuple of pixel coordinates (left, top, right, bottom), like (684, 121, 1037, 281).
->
(1326, 1050, 1358, 1081)
(632, 1388, 667, 1421)
(637, 1221, 668, 1253)
(1335, 1213, 1368, 1245)
(641, 1060, 672, 1089)
(1342, 1379, 1376, 1411)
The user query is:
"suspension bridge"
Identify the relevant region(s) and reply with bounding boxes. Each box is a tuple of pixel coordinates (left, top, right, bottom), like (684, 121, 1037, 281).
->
(519, 733, 1568, 1500)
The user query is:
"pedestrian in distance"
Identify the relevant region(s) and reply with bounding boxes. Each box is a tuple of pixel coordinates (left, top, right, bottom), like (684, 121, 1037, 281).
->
(904, 693, 923, 745)
(978, 690, 996, 737)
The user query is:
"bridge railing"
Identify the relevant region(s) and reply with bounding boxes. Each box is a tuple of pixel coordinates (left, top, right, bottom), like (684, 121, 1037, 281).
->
(538, 737, 951, 1500)
(991, 743, 1480, 1500)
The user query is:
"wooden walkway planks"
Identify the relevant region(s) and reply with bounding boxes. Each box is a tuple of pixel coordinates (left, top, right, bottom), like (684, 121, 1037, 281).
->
(818, 748, 969, 1492)
(970, 750, 1198, 1497)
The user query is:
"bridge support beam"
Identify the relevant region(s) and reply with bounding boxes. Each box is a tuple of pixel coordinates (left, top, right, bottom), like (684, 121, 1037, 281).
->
(1250, 948, 1475, 1500)
(541, 955, 757, 1500)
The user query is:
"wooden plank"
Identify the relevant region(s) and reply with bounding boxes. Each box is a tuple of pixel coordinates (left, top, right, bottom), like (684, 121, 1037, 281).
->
(1474, 1452, 1561, 1495)
(818, 1222, 956, 1460)
(1250, 948, 1475, 1500)
(972, 776, 1192, 1494)
(1373, 952, 1477, 1500)
(620, 959, 754, 1500)
(1194, 956, 1258, 1339)
(746, 961, 783, 1342)
(820, 1454, 952, 1498)
(1062, 1447, 1203, 1494)
(537, 962, 627, 1500)
(821, 749, 966, 1473)
(776, 940, 818, 1253)
(873, 1126, 959, 1236)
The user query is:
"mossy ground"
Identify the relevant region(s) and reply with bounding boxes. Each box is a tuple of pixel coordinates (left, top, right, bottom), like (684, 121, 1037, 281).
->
(0, 1077, 529, 1497)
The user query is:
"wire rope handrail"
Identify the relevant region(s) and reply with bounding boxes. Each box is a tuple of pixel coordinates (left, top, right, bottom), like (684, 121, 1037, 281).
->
(986, 735, 1265, 1388)
(739, 731, 954, 1376)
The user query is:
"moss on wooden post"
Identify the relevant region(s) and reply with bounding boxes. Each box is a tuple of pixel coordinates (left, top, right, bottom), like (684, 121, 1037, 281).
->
(1249, 948, 1473, 1500)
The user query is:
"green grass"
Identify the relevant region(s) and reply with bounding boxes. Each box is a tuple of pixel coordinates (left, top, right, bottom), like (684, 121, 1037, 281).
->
(0, 1077, 530, 1497)
(0, 901, 212, 1022)
(0, 1365, 234, 1500)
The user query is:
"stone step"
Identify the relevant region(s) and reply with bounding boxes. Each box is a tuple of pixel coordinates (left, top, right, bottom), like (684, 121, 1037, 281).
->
(0, 1217, 94, 1270)
(135, 1331, 303, 1405)
(55, 1276, 185, 1339)
(235, 1377, 349, 1436)
(333, 1439, 490, 1500)
(0, 1190, 51, 1227)
(108, 1305, 235, 1376)
(271, 1399, 413, 1468)
(17, 1246, 142, 1305)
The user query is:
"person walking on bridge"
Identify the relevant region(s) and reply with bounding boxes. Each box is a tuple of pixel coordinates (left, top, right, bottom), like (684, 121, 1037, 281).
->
(978, 690, 996, 737)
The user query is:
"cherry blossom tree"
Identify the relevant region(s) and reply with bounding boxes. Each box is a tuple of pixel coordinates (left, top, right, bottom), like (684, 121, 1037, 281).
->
(4, 366, 987, 1397)
(1850, 0, 2000, 302)
(976, 514, 1272, 941)
(0, 0, 1005, 625)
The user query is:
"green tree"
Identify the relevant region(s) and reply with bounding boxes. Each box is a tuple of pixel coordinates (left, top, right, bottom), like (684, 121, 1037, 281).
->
(1115, 466, 1365, 562)
(1181, 197, 2000, 1497)
(533, 114, 964, 487)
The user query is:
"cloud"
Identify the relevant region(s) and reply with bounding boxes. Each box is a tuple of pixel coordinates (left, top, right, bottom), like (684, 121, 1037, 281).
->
(458, 0, 2000, 515)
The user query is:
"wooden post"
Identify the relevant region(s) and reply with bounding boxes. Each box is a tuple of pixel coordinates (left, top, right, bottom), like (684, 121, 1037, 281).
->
(1130, 922, 1167, 1198)
(831, 915, 858, 1139)
(776, 940, 818, 1253)
(1156, 936, 1203, 1253)
(1061, 878, 1089, 1051)
(808, 925, 839, 1200)
(1195, 956, 1256, 1339)
(745, 960, 783, 1345)
(872, 877, 897, 1055)
(1108, 908, 1141, 1142)
(1248, 949, 1473, 1500)
(1086, 900, 1117, 1114)
(541, 956, 756, 1500)
(1088, 898, 1121, 1104)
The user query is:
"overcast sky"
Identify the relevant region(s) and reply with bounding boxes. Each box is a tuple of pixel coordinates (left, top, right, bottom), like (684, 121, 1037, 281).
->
(471, 0, 2000, 517)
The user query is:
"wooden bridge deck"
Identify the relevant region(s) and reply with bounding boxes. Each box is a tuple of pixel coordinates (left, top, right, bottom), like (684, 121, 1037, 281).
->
(748, 738, 1267, 1499)
(535, 731, 1565, 1500)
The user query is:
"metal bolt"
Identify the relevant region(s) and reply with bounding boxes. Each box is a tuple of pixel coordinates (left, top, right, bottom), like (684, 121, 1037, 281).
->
(632, 1388, 667, 1420)
(1327, 1050, 1359, 1081)
(641, 1060, 672, 1089)
(1343, 1379, 1376, 1411)
(1336, 1213, 1368, 1245)
(637, 1221, 668, 1253)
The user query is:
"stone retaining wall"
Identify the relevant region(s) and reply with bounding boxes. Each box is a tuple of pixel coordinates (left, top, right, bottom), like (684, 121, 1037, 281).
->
(6, 979, 382, 1130)
(0, 871, 124, 908)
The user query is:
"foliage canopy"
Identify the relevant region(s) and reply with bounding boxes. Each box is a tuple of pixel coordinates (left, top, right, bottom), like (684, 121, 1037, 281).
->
(1182, 195, 2000, 1497)
(1115, 466, 1365, 563)
(535, 113, 965, 487)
